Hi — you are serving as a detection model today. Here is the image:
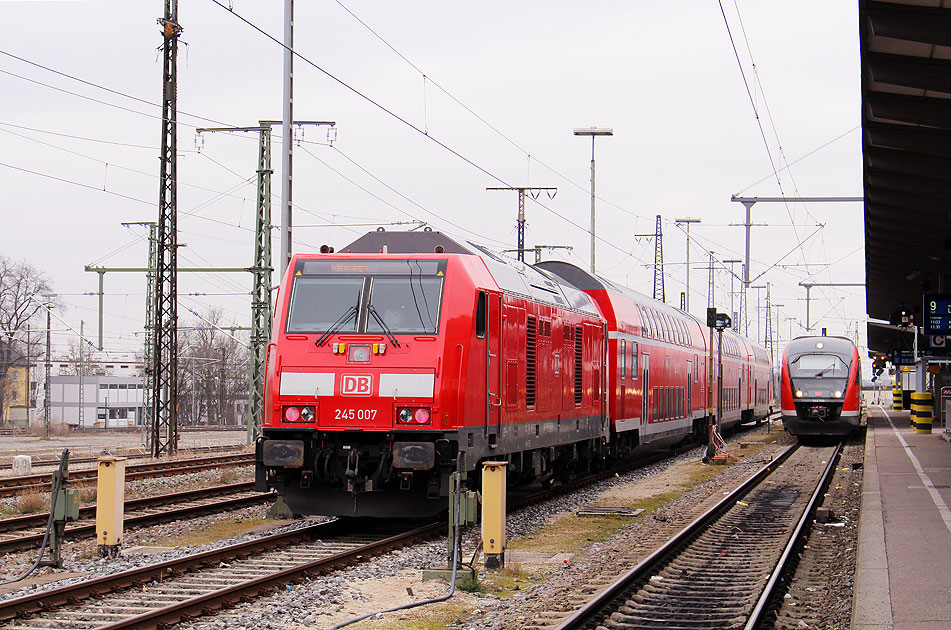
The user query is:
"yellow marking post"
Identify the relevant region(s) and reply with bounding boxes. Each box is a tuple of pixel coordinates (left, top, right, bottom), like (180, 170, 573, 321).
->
(95, 457, 126, 557)
(482, 461, 507, 571)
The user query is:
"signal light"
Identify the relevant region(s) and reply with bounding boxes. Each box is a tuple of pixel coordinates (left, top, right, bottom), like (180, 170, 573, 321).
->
(397, 406, 432, 425)
(282, 405, 316, 423)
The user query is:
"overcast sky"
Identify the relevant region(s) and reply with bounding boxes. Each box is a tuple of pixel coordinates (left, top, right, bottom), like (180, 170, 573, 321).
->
(0, 0, 863, 361)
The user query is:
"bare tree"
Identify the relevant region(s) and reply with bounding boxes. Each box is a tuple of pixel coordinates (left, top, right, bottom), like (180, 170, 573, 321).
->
(60, 339, 107, 376)
(0, 255, 53, 425)
(178, 308, 250, 426)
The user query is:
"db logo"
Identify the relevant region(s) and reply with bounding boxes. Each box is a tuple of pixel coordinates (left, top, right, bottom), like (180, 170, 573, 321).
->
(341, 375, 372, 396)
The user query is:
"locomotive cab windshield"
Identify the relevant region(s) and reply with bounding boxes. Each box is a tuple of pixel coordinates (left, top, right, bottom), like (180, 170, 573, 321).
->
(286, 258, 445, 335)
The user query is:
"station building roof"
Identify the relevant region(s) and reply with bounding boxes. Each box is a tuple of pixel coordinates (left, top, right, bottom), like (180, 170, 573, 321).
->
(861, 0, 951, 351)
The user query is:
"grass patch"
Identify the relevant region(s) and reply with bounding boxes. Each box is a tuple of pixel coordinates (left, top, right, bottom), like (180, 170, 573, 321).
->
(161, 517, 271, 547)
(510, 511, 635, 553)
(15, 493, 49, 514)
(216, 468, 238, 485)
(481, 562, 543, 597)
(346, 604, 468, 630)
(456, 574, 485, 593)
(77, 486, 97, 505)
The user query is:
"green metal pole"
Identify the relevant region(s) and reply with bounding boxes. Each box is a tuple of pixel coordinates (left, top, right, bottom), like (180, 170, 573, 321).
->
(248, 123, 273, 444)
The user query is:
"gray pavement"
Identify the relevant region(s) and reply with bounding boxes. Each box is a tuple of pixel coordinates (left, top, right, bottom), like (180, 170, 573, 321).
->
(853, 406, 951, 629)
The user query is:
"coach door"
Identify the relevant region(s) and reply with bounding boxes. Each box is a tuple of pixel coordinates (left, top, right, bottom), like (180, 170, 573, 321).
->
(687, 361, 693, 418)
(485, 292, 502, 446)
(641, 353, 650, 424)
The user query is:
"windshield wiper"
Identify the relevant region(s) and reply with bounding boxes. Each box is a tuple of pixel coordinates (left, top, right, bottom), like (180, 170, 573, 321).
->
(368, 304, 401, 348)
(314, 305, 358, 347)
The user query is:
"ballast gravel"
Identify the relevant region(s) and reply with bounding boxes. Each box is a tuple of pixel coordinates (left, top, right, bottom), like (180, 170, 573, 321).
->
(174, 425, 789, 630)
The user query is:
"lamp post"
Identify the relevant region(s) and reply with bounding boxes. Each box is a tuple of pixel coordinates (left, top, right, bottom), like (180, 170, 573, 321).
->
(573, 127, 613, 274)
(750, 284, 766, 343)
(723, 259, 742, 328)
(675, 218, 701, 313)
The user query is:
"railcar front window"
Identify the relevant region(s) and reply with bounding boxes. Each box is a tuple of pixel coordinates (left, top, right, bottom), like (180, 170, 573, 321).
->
(286, 277, 363, 333)
(790, 354, 849, 378)
(367, 277, 443, 334)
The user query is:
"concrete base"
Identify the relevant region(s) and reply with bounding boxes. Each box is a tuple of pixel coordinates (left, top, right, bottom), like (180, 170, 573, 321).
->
(421, 565, 476, 583)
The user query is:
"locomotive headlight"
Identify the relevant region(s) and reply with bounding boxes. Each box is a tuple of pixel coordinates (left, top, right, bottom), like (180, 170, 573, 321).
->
(284, 406, 301, 422)
(834, 390, 842, 398)
(414, 408, 432, 424)
(398, 407, 414, 423)
(795, 390, 803, 398)
(300, 406, 315, 421)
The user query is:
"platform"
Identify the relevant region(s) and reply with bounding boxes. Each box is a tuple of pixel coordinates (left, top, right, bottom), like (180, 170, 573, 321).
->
(853, 406, 951, 629)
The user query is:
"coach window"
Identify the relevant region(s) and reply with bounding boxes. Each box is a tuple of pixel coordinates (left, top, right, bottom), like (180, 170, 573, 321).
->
(620, 340, 627, 379)
(476, 292, 487, 338)
(640, 307, 651, 338)
(631, 343, 638, 378)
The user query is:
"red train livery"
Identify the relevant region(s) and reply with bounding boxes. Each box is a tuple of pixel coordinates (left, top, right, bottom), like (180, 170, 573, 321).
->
(255, 231, 772, 517)
(779, 335, 862, 437)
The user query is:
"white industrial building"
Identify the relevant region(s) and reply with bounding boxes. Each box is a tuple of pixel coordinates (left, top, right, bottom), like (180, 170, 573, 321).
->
(49, 375, 144, 428)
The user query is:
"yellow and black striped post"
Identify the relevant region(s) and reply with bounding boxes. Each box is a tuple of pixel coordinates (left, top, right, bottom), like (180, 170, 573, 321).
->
(893, 382, 902, 412)
(911, 391, 933, 434)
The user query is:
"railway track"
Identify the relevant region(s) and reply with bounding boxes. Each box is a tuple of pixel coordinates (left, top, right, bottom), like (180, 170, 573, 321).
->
(0, 482, 273, 555)
(550, 441, 842, 630)
(0, 417, 783, 629)
(0, 518, 442, 630)
(0, 444, 247, 470)
(0, 453, 254, 497)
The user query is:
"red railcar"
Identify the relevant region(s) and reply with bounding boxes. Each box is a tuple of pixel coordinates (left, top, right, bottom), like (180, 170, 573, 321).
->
(255, 232, 772, 517)
(780, 335, 861, 437)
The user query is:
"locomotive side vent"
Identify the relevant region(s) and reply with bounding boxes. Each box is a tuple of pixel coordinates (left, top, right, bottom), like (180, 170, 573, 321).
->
(574, 325, 583, 405)
(526, 316, 537, 407)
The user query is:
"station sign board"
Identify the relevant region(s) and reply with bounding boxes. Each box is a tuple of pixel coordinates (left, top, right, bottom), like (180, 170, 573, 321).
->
(891, 349, 916, 366)
(923, 294, 951, 334)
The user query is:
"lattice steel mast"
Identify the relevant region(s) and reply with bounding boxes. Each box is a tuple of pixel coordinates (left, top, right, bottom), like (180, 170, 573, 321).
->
(486, 187, 557, 263)
(250, 124, 273, 443)
(653, 215, 665, 303)
(152, 1, 182, 456)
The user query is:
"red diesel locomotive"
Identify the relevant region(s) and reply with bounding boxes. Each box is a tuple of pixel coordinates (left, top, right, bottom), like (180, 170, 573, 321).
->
(255, 231, 772, 517)
(779, 335, 862, 437)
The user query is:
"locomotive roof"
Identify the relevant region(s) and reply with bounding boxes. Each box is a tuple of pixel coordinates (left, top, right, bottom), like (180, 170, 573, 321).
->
(341, 229, 475, 254)
(336, 231, 598, 315)
(785, 335, 856, 359)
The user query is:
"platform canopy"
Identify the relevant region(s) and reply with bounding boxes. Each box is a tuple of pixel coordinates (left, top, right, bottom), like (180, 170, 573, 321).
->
(862, 0, 951, 351)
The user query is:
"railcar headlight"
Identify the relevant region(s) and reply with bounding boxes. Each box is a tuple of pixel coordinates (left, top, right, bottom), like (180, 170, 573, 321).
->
(300, 406, 315, 421)
(348, 345, 371, 362)
(398, 407, 414, 424)
(834, 390, 842, 398)
(795, 390, 803, 398)
(284, 406, 301, 422)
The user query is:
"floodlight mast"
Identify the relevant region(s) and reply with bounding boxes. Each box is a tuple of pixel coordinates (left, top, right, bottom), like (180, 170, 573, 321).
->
(574, 127, 613, 274)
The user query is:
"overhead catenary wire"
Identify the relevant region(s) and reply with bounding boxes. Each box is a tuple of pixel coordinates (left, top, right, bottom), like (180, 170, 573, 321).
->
(209, 0, 652, 263)
(331, 0, 649, 224)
